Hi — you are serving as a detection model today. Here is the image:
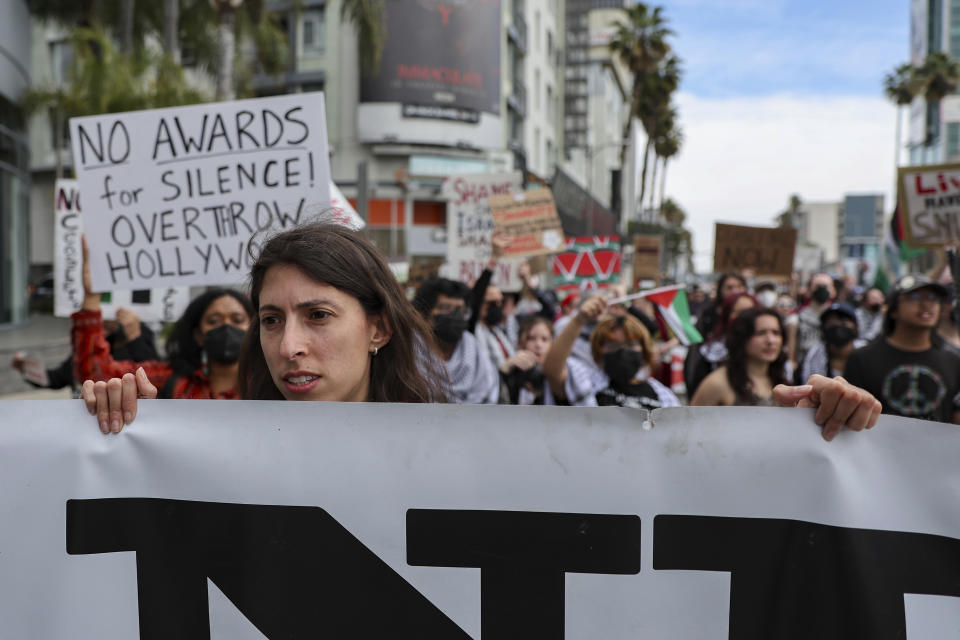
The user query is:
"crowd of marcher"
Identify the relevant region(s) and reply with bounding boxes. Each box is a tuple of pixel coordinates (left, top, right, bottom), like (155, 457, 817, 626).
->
(15, 223, 958, 436)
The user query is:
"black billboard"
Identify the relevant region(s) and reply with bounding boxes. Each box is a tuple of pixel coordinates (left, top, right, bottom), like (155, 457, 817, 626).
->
(361, 0, 501, 117)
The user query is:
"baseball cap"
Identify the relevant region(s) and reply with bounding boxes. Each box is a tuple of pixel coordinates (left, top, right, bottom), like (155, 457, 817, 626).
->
(889, 275, 949, 301)
(819, 302, 857, 324)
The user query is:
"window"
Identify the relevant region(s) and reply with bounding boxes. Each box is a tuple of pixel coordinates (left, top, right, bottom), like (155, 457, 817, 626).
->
(546, 85, 554, 123)
(534, 69, 541, 111)
(534, 127, 541, 170)
(947, 123, 960, 159)
(49, 40, 73, 84)
(301, 9, 324, 55)
(535, 10, 541, 51)
(547, 31, 554, 63)
(546, 138, 554, 175)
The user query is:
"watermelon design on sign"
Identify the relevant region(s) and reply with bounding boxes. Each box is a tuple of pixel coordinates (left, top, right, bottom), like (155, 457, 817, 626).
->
(551, 236, 621, 293)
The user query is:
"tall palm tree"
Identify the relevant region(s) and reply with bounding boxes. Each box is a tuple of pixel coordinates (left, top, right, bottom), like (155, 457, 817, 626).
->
(654, 124, 682, 214)
(609, 3, 672, 169)
(884, 63, 918, 167)
(914, 51, 960, 149)
(341, 0, 387, 76)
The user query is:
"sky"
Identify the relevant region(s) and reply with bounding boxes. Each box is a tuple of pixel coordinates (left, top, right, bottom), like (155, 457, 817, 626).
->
(650, 0, 909, 272)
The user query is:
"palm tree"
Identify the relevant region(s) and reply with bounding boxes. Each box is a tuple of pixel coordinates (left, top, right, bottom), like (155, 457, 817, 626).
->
(776, 194, 802, 228)
(914, 51, 960, 150)
(884, 63, 918, 167)
(608, 3, 673, 170)
(341, 0, 388, 76)
(655, 125, 682, 214)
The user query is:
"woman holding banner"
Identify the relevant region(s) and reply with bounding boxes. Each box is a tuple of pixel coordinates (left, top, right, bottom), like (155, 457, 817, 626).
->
(82, 223, 448, 430)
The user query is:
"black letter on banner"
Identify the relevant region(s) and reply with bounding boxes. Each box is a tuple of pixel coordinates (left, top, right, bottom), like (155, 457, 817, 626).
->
(66, 498, 469, 639)
(653, 515, 960, 639)
(407, 510, 642, 639)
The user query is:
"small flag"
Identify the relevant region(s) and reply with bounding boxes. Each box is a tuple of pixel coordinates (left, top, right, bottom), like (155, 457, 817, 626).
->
(637, 285, 703, 345)
(890, 205, 925, 263)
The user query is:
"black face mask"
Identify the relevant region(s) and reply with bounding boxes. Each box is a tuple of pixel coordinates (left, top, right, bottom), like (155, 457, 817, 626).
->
(602, 349, 646, 388)
(484, 303, 504, 327)
(203, 325, 245, 364)
(433, 311, 468, 346)
(824, 324, 857, 347)
(811, 286, 831, 305)
(867, 303, 882, 314)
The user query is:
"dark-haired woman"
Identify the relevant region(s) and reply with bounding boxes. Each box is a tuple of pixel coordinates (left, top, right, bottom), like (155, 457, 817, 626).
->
(691, 307, 789, 406)
(74, 243, 253, 433)
(685, 291, 758, 398)
(82, 223, 449, 431)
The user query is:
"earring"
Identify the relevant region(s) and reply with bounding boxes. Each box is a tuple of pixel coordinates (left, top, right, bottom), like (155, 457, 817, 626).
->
(371, 346, 378, 357)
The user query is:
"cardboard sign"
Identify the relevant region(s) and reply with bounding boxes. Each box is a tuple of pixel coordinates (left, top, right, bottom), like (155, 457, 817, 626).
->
(633, 234, 662, 281)
(1, 400, 959, 637)
(53, 179, 191, 322)
(488, 188, 565, 258)
(713, 223, 797, 277)
(442, 172, 525, 290)
(898, 163, 960, 246)
(552, 235, 621, 293)
(69, 93, 333, 290)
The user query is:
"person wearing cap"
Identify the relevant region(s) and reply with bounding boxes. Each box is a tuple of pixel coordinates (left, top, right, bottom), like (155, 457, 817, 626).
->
(844, 275, 960, 424)
(799, 303, 866, 381)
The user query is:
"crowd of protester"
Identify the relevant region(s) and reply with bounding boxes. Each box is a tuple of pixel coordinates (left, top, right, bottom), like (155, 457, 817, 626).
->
(18, 223, 960, 435)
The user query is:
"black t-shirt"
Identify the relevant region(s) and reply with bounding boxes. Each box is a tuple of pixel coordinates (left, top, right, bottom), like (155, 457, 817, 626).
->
(844, 339, 960, 423)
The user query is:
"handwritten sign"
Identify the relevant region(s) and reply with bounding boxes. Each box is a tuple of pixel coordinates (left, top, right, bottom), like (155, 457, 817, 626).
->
(713, 223, 797, 277)
(69, 93, 333, 290)
(53, 179, 190, 322)
(442, 172, 525, 290)
(898, 163, 960, 246)
(488, 187, 565, 258)
(633, 234, 662, 282)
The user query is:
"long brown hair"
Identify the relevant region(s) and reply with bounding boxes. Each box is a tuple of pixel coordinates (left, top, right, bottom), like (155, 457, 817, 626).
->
(238, 222, 449, 402)
(724, 307, 788, 403)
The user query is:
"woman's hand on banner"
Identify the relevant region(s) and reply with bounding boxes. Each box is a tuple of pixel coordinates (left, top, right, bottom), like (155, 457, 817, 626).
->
(773, 375, 882, 441)
(82, 367, 157, 434)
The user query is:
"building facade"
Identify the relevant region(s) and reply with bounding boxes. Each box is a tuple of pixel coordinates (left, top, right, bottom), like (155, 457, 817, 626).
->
(0, 0, 32, 325)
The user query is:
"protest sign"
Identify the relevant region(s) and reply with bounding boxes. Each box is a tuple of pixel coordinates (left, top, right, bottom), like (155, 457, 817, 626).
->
(552, 235, 621, 293)
(487, 188, 565, 258)
(53, 179, 190, 322)
(442, 172, 525, 290)
(898, 163, 960, 246)
(69, 93, 333, 290)
(632, 234, 662, 281)
(713, 223, 797, 277)
(1, 400, 959, 638)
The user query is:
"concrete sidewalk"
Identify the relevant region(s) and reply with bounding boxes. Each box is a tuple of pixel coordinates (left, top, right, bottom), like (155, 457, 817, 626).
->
(0, 314, 73, 397)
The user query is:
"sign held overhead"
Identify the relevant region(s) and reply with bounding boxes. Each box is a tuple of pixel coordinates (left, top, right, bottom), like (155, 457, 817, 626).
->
(713, 223, 797, 277)
(488, 187, 565, 258)
(70, 93, 333, 290)
(898, 163, 960, 246)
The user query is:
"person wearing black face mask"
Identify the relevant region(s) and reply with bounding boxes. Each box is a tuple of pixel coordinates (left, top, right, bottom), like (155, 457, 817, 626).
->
(412, 277, 500, 404)
(786, 272, 836, 381)
(855, 288, 885, 342)
(799, 304, 865, 381)
(542, 295, 680, 409)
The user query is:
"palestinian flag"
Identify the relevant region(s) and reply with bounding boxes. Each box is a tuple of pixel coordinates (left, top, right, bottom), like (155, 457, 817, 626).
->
(551, 236, 621, 293)
(889, 205, 925, 263)
(638, 285, 703, 345)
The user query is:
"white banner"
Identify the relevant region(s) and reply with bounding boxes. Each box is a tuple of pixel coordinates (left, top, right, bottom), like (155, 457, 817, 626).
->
(1, 401, 959, 638)
(53, 179, 190, 322)
(69, 93, 333, 290)
(442, 172, 525, 290)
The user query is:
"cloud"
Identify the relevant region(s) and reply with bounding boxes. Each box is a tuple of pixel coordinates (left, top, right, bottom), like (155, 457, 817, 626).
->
(658, 92, 898, 272)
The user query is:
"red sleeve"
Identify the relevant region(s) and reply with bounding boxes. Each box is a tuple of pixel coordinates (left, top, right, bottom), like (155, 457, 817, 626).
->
(71, 309, 172, 387)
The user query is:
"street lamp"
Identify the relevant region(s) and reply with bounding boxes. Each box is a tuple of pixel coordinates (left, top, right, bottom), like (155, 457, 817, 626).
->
(584, 140, 630, 236)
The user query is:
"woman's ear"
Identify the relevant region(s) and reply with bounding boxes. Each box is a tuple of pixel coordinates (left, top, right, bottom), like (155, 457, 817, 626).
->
(370, 314, 393, 350)
(194, 327, 204, 347)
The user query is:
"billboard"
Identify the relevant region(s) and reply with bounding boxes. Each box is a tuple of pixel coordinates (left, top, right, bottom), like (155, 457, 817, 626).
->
(358, 0, 503, 149)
